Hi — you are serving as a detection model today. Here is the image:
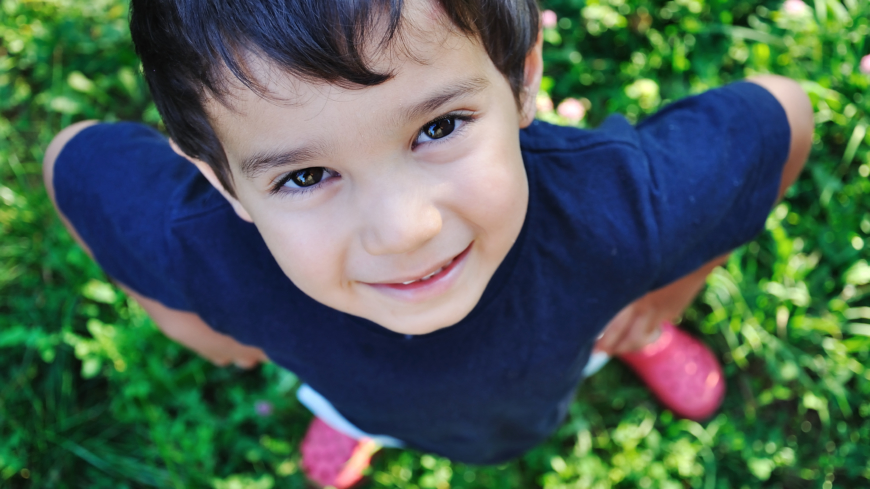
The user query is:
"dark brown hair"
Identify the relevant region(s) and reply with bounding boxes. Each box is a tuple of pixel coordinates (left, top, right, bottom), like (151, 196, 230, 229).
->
(130, 0, 540, 195)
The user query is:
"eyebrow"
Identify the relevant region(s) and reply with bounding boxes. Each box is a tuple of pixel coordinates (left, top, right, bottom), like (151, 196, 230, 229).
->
(241, 145, 324, 179)
(397, 76, 490, 126)
(239, 76, 491, 180)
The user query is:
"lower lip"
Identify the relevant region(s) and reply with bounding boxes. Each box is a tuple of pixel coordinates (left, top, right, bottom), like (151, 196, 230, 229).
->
(365, 243, 473, 303)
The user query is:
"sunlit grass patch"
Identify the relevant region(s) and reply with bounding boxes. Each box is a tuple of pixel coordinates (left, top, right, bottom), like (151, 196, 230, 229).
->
(2, 0, 869, 487)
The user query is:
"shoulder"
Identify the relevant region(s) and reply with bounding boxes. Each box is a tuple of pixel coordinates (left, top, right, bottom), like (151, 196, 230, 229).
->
(519, 118, 660, 291)
(520, 118, 651, 200)
(636, 82, 790, 143)
(53, 121, 228, 225)
(520, 117, 640, 155)
(519, 117, 650, 199)
(50, 122, 233, 310)
(520, 82, 787, 158)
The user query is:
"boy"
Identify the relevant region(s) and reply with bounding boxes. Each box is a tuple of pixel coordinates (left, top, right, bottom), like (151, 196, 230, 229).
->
(43, 0, 812, 486)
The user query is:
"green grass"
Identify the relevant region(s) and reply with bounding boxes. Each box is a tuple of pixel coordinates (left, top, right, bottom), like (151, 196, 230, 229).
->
(1, 0, 869, 487)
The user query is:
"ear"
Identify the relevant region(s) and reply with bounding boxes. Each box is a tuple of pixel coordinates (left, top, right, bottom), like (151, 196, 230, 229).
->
(519, 27, 544, 128)
(169, 138, 254, 223)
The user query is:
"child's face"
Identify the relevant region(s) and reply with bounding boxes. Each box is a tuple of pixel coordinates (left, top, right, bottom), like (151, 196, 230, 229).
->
(190, 4, 543, 335)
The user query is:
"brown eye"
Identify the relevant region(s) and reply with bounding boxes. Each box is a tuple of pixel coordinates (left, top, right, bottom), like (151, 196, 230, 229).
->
(424, 117, 456, 140)
(288, 167, 324, 187)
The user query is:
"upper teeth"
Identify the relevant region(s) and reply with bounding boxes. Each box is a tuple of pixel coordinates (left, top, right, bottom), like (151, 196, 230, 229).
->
(400, 258, 454, 285)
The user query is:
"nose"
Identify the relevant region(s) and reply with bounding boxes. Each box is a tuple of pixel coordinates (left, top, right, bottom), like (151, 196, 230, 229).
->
(359, 182, 443, 256)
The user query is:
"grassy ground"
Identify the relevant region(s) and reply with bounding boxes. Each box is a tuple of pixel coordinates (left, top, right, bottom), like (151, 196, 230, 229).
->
(1, 0, 869, 487)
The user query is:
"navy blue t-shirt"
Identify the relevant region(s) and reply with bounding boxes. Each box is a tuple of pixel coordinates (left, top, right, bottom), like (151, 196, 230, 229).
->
(55, 82, 790, 464)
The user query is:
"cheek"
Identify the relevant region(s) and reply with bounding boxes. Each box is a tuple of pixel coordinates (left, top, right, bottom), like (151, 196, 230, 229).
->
(450, 138, 528, 244)
(254, 211, 349, 298)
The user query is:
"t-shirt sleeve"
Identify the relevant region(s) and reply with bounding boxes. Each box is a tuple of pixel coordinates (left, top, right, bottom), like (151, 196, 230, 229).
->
(638, 82, 791, 288)
(54, 122, 193, 310)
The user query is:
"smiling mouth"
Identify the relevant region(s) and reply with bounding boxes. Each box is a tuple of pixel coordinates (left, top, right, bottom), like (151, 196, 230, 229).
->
(400, 257, 455, 285)
(368, 242, 473, 290)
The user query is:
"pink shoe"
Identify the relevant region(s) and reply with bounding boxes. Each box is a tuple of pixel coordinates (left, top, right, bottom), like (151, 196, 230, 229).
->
(300, 417, 380, 489)
(618, 322, 725, 421)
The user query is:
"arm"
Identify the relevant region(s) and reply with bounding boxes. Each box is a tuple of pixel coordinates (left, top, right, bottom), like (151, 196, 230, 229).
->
(120, 285, 268, 368)
(44, 121, 267, 368)
(745, 75, 814, 198)
(596, 75, 813, 355)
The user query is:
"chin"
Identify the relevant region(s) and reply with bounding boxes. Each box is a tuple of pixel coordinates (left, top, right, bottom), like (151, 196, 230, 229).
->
(375, 301, 477, 336)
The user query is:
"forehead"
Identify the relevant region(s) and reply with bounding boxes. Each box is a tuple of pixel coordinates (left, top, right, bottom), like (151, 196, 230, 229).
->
(205, 3, 498, 161)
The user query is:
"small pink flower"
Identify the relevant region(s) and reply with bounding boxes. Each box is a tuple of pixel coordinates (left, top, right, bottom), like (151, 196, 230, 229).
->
(861, 54, 870, 74)
(255, 400, 273, 416)
(536, 94, 553, 113)
(542, 10, 558, 29)
(557, 98, 585, 123)
(783, 0, 807, 14)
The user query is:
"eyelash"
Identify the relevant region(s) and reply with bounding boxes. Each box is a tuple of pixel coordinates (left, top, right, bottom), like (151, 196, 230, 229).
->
(412, 111, 476, 149)
(270, 169, 339, 196)
(271, 182, 320, 197)
(269, 111, 477, 196)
